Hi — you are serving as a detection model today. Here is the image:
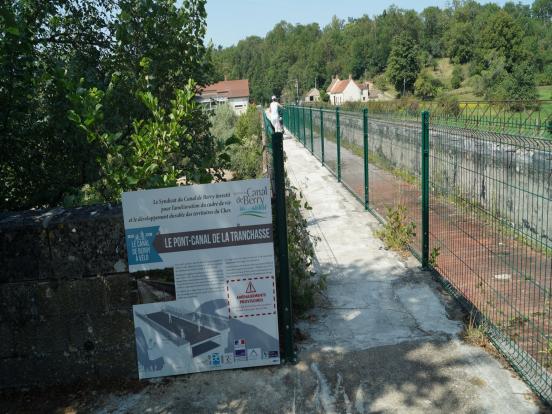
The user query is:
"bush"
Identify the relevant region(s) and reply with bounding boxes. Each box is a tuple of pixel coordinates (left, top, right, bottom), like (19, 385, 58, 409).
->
(435, 94, 461, 117)
(228, 105, 263, 179)
(414, 70, 443, 100)
(210, 104, 237, 142)
(469, 74, 485, 97)
(373, 73, 389, 92)
(451, 65, 463, 89)
(284, 183, 325, 315)
(68, 80, 215, 202)
(375, 205, 416, 252)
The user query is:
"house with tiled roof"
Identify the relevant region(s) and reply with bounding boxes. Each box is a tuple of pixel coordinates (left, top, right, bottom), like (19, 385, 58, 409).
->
(196, 78, 249, 115)
(327, 75, 364, 105)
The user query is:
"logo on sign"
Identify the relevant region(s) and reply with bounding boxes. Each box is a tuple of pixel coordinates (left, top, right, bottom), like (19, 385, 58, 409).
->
(236, 186, 268, 219)
(125, 226, 162, 266)
(234, 338, 246, 349)
(234, 349, 247, 361)
(210, 353, 221, 366)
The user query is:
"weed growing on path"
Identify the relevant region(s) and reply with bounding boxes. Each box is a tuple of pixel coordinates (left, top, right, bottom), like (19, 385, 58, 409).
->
(375, 205, 416, 253)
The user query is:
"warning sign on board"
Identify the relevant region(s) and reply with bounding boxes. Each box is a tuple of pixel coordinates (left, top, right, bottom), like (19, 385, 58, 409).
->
(226, 276, 276, 318)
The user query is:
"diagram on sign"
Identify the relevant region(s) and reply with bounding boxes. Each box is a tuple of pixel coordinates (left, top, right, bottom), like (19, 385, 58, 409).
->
(135, 303, 227, 358)
(133, 295, 280, 379)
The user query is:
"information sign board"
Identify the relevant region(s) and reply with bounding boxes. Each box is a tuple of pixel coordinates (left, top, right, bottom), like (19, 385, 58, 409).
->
(122, 179, 280, 378)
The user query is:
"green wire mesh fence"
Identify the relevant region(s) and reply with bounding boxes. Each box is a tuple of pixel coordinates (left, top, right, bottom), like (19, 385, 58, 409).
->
(283, 103, 552, 406)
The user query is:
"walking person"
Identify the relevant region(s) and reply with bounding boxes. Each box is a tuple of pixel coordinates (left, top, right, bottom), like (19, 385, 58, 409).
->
(269, 95, 283, 132)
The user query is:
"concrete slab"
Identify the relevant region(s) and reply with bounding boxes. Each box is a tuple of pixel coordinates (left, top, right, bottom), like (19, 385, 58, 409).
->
(2, 133, 543, 413)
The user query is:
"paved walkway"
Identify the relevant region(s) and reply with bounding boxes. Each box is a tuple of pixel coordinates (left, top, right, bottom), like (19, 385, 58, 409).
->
(6, 133, 542, 413)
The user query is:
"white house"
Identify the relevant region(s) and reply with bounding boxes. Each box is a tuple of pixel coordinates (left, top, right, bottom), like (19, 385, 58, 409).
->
(196, 79, 249, 115)
(305, 88, 321, 103)
(327, 75, 362, 105)
(327, 76, 384, 104)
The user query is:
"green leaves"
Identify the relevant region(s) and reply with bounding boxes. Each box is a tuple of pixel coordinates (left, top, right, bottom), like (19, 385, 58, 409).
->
(5, 27, 20, 36)
(1, 0, 215, 211)
(67, 80, 213, 201)
(387, 33, 421, 95)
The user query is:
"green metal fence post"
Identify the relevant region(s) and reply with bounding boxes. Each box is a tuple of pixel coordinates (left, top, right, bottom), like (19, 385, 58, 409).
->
(309, 107, 314, 153)
(294, 107, 298, 138)
(271, 131, 296, 364)
(421, 111, 430, 269)
(320, 108, 325, 166)
(363, 108, 369, 210)
(336, 106, 341, 182)
(291, 106, 294, 136)
(302, 107, 307, 146)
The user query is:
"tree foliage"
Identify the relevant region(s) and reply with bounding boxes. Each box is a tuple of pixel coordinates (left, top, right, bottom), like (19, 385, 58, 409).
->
(1, 0, 216, 211)
(212, 1, 550, 104)
(387, 34, 420, 95)
(229, 105, 263, 179)
(68, 80, 209, 202)
(451, 65, 464, 89)
(414, 70, 442, 100)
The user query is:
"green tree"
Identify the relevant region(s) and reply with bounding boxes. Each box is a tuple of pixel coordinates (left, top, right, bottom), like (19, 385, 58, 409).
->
(451, 65, 464, 89)
(444, 22, 475, 64)
(478, 10, 525, 70)
(210, 104, 237, 142)
(1, 0, 215, 211)
(386, 34, 420, 95)
(532, 0, 552, 19)
(414, 70, 442, 100)
(230, 105, 263, 179)
(0, 0, 114, 210)
(68, 80, 211, 202)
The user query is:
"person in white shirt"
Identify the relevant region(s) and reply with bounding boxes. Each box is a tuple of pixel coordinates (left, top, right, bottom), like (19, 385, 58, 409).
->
(269, 95, 283, 132)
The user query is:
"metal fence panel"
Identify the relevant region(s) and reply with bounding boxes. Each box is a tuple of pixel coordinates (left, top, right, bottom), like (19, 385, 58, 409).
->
(284, 104, 552, 404)
(338, 110, 364, 202)
(321, 109, 338, 178)
(428, 123, 552, 403)
(367, 113, 423, 256)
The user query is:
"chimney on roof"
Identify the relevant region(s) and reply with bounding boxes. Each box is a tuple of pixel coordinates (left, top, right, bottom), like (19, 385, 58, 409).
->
(224, 75, 227, 81)
(349, 73, 352, 80)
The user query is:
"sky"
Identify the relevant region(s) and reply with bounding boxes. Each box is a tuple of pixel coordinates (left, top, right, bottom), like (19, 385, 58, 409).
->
(205, 0, 534, 48)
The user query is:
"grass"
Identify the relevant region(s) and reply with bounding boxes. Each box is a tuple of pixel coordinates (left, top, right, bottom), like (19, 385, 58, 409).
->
(537, 85, 552, 100)
(429, 58, 454, 85)
(463, 316, 489, 348)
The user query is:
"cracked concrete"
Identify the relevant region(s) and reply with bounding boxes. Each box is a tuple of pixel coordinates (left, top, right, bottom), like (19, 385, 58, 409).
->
(2, 132, 544, 413)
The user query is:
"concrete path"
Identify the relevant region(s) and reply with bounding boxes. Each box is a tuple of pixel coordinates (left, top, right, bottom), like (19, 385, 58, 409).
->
(11, 133, 542, 414)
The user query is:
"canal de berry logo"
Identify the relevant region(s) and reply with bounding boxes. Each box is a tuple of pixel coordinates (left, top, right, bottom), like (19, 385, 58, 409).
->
(235, 185, 268, 219)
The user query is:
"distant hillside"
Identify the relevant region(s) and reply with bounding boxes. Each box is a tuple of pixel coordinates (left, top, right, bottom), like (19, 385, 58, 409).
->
(211, 1, 551, 104)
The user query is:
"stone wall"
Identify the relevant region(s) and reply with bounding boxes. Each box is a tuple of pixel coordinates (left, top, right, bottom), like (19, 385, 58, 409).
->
(0, 204, 138, 389)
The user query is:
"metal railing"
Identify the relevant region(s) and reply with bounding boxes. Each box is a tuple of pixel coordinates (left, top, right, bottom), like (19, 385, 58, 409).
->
(283, 104, 552, 406)
(261, 110, 296, 364)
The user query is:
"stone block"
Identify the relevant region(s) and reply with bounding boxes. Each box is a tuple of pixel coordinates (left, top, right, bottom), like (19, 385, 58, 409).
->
(105, 273, 134, 310)
(52, 277, 108, 316)
(94, 347, 137, 380)
(0, 323, 15, 358)
(0, 223, 51, 282)
(12, 316, 69, 356)
(0, 283, 39, 325)
(91, 310, 134, 351)
(67, 313, 97, 353)
(48, 204, 127, 278)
